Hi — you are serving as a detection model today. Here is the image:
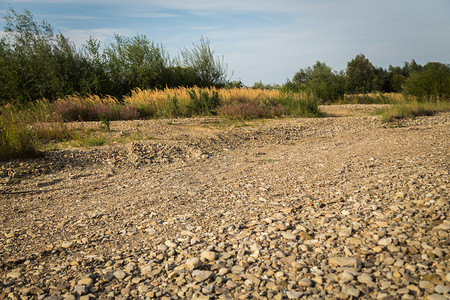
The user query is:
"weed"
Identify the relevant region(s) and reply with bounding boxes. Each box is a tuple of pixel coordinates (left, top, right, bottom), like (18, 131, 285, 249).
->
(380, 101, 450, 122)
(187, 88, 220, 116)
(99, 114, 111, 132)
(0, 108, 39, 160)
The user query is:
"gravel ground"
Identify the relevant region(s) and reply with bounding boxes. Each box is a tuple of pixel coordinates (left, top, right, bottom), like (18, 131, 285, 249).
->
(0, 105, 449, 299)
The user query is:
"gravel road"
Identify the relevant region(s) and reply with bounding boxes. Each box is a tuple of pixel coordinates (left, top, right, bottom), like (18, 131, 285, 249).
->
(1, 106, 449, 299)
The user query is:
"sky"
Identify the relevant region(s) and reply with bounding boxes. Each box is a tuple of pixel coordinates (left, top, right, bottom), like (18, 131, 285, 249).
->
(1, 0, 449, 86)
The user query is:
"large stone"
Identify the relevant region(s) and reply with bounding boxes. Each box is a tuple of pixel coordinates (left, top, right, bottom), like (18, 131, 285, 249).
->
(201, 250, 218, 261)
(286, 291, 303, 299)
(186, 257, 202, 269)
(194, 270, 213, 282)
(329, 257, 359, 267)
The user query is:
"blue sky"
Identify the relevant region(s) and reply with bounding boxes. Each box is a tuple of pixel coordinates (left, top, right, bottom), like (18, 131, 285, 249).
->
(1, 0, 449, 85)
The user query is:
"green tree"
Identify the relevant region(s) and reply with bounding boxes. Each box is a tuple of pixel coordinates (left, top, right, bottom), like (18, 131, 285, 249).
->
(402, 62, 450, 100)
(103, 34, 169, 96)
(346, 54, 376, 93)
(0, 7, 90, 102)
(178, 37, 229, 87)
(292, 61, 346, 102)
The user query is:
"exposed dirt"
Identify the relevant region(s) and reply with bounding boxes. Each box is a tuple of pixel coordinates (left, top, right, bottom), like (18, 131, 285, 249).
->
(0, 105, 449, 299)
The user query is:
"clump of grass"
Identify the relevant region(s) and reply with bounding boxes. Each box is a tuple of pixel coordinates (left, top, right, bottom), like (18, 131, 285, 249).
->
(218, 96, 284, 120)
(53, 94, 122, 121)
(0, 107, 39, 160)
(279, 93, 323, 117)
(380, 100, 450, 122)
(187, 88, 220, 116)
(343, 93, 403, 104)
(33, 121, 77, 142)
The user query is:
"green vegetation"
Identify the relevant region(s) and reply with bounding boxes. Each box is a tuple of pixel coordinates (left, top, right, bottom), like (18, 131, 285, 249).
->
(380, 101, 450, 123)
(0, 108, 38, 160)
(1, 7, 449, 161)
(402, 62, 450, 100)
(0, 8, 228, 104)
(292, 61, 346, 102)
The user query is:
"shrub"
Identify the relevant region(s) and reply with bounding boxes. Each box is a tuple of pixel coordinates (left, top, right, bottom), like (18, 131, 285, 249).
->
(380, 101, 450, 122)
(218, 96, 284, 120)
(33, 121, 75, 142)
(120, 105, 140, 120)
(402, 62, 450, 101)
(279, 93, 322, 117)
(0, 108, 38, 160)
(53, 94, 120, 121)
(187, 88, 220, 116)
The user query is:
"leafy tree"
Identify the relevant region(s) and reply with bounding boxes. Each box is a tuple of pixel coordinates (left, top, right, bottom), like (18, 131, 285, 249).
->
(103, 34, 169, 96)
(178, 37, 229, 87)
(292, 61, 345, 102)
(346, 54, 376, 93)
(0, 7, 90, 102)
(402, 62, 450, 100)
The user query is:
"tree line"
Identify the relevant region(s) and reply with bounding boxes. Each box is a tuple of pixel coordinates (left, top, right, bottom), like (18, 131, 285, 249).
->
(0, 8, 229, 104)
(1, 8, 449, 104)
(285, 55, 450, 102)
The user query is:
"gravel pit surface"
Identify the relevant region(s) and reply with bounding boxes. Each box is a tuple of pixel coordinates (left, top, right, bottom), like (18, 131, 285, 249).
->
(1, 105, 449, 299)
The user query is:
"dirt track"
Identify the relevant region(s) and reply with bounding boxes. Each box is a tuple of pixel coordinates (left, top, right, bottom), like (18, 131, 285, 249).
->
(1, 105, 449, 299)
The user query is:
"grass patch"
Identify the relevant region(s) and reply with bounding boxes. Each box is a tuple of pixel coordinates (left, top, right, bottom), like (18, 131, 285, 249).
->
(342, 93, 403, 104)
(0, 108, 39, 160)
(71, 136, 107, 148)
(380, 100, 450, 122)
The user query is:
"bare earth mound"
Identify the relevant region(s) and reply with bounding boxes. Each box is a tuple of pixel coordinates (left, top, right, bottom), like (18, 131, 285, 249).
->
(1, 105, 449, 299)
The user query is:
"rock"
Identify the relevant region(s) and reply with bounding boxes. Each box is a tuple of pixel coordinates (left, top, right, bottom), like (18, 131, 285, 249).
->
(231, 265, 245, 275)
(194, 270, 213, 282)
(378, 237, 393, 246)
(157, 244, 168, 251)
(192, 292, 210, 300)
(246, 274, 261, 286)
(419, 280, 435, 290)
(395, 192, 405, 198)
(201, 250, 218, 261)
(283, 232, 297, 240)
(6, 269, 22, 279)
(73, 285, 88, 295)
(113, 270, 127, 280)
(186, 257, 202, 269)
(298, 231, 313, 240)
(435, 285, 450, 294)
(341, 286, 360, 297)
(27, 286, 45, 295)
(329, 257, 359, 267)
(138, 284, 149, 294)
(165, 240, 177, 248)
(357, 273, 373, 284)
(286, 291, 303, 299)
(61, 241, 74, 248)
(141, 264, 153, 275)
(78, 277, 93, 286)
(298, 278, 313, 287)
(339, 271, 354, 282)
(427, 294, 447, 300)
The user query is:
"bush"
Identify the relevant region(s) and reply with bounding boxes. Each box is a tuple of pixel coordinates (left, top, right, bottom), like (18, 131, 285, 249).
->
(52, 94, 121, 121)
(380, 101, 450, 122)
(291, 62, 345, 102)
(0, 108, 38, 160)
(218, 96, 284, 120)
(402, 62, 450, 101)
(187, 88, 220, 116)
(279, 93, 322, 117)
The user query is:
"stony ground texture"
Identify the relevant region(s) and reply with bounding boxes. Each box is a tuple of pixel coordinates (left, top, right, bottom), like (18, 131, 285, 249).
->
(1, 105, 449, 299)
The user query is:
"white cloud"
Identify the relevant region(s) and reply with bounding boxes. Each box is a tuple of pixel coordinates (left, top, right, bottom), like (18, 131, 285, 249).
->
(61, 27, 131, 47)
